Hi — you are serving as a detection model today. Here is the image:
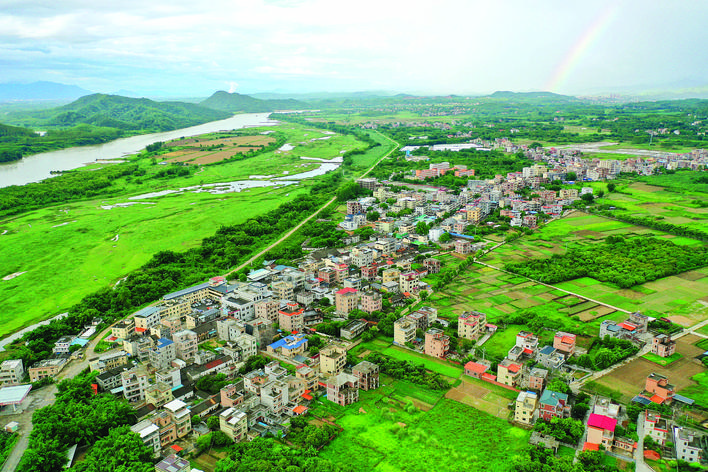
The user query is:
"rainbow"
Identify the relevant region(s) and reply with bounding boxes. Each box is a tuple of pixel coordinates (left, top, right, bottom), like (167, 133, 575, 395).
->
(545, 5, 618, 93)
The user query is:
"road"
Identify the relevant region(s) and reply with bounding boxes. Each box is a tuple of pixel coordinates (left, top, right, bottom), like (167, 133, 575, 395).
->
(2, 131, 399, 471)
(225, 130, 399, 279)
(635, 415, 655, 472)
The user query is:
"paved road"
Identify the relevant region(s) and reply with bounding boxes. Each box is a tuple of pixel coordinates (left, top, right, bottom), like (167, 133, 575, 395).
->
(635, 415, 655, 472)
(225, 130, 399, 279)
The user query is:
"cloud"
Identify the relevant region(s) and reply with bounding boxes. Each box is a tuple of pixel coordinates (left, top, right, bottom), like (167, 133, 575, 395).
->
(0, 0, 706, 96)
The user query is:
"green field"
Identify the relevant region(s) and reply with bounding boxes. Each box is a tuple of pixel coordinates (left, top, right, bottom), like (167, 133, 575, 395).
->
(316, 386, 529, 472)
(679, 372, 708, 409)
(352, 342, 464, 379)
(0, 123, 392, 338)
(641, 352, 683, 366)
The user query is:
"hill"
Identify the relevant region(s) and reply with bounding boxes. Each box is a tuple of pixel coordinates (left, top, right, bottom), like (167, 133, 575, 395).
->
(0, 81, 93, 101)
(41, 94, 232, 132)
(200, 91, 307, 113)
(488, 91, 580, 103)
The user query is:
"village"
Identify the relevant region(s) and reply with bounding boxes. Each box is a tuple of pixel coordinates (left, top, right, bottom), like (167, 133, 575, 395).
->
(1, 154, 706, 471)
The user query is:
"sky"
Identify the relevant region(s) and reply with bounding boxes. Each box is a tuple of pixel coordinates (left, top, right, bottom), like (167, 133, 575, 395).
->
(1, 0, 707, 98)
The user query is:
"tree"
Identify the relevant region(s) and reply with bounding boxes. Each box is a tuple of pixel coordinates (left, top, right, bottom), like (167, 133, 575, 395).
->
(607, 182, 616, 192)
(439, 232, 452, 243)
(581, 193, 594, 203)
(207, 415, 220, 430)
(566, 171, 577, 181)
(416, 221, 429, 235)
(366, 210, 380, 222)
(69, 426, 153, 472)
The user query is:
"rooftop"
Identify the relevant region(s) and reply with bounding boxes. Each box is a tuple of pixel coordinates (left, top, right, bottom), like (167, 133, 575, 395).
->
(0, 385, 32, 406)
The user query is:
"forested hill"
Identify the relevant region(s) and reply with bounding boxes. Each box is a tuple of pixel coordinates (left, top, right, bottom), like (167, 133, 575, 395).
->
(43, 94, 232, 131)
(0, 122, 35, 137)
(200, 91, 307, 113)
(487, 91, 581, 103)
(7, 94, 231, 133)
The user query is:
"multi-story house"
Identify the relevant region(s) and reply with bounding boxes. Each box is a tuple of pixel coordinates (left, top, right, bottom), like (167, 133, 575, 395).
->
(527, 368, 548, 391)
(352, 361, 379, 391)
(220, 407, 248, 442)
(424, 258, 441, 274)
(335, 288, 358, 315)
(260, 380, 289, 413)
(163, 399, 192, 439)
(326, 373, 359, 406)
(586, 413, 617, 448)
(454, 240, 472, 254)
(134, 306, 161, 331)
(646, 373, 675, 402)
(424, 328, 450, 359)
(553, 332, 576, 357)
(53, 336, 74, 355)
(172, 329, 198, 362)
(267, 335, 308, 358)
(130, 420, 161, 455)
(643, 410, 670, 446)
(406, 311, 428, 332)
(89, 350, 129, 373)
(538, 389, 570, 421)
(652, 334, 676, 358)
(458, 311, 487, 340)
(398, 271, 419, 293)
(674, 427, 705, 463)
(121, 368, 149, 402)
(360, 292, 382, 314)
(28, 358, 67, 382)
(0, 360, 24, 386)
(382, 268, 401, 284)
(536, 346, 565, 370)
(149, 338, 177, 371)
(351, 247, 374, 267)
(254, 299, 279, 323)
(278, 302, 305, 332)
(341, 320, 368, 340)
(319, 345, 347, 376)
(497, 359, 523, 388)
(393, 317, 417, 346)
(515, 391, 538, 425)
(145, 382, 175, 408)
(271, 280, 294, 301)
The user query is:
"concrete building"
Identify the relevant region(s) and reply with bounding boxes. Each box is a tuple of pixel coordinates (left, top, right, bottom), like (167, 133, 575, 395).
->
(28, 358, 67, 382)
(515, 391, 538, 425)
(352, 361, 379, 391)
(674, 427, 705, 463)
(278, 302, 305, 333)
(254, 299, 280, 323)
(497, 359, 523, 388)
(538, 389, 570, 421)
(0, 360, 24, 386)
(326, 373, 359, 406)
(121, 368, 149, 402)
(398, 271, 419, 293)
(133, 306, 161, 331)
(335, 288, 359, 315)
(172, 329, 198, 362)
(393, 317, 417, 346)
(553, 332, 576, 357)
(220, 407, 248, 442)
(643, 410, 670, 446)
(130, 420, 161, 454)
(149, 338, 177, 371)
(340, 320, 367, 340)
(424, 328, 450, 359)
(163, 399, 192, 439)
(89, 350, 129, 373)
(319, 345, 347, 376)
(651, 334, 676, 358)
(360, 291, 382, 314)
(458, 311, 487, 340)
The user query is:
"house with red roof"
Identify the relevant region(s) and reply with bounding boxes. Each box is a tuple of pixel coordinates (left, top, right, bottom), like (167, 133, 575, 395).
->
(586, 413, 617, 448)
(645, 373, 675, 404)
(497, 358, 524, 388)
(553, 331, 576, 357)
(464, 361, 489, 379)
(335, 287, 358, 315)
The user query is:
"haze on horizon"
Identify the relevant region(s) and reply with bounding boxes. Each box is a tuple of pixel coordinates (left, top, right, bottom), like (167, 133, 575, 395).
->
(1, 0, 707, 98)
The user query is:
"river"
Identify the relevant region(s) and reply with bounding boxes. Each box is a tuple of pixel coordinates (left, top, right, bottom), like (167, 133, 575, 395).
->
(0, 112, 278, 188)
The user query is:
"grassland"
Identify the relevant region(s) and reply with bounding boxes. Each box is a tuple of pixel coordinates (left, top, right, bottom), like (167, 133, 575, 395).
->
(314, 381, 529, 472)
(0, 122, 380, 338)
(641, 352, 683, 366)
(479, 211, 708, 324)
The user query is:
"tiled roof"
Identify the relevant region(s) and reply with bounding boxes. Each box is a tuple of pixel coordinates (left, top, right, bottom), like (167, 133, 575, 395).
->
(588, 413, 617, 432)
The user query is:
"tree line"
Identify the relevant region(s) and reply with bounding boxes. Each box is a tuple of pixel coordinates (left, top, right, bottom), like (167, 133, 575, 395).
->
(505, 236, 708, 288)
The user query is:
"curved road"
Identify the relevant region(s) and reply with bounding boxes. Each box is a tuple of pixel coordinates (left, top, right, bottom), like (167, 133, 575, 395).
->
(2, 130, 399, 472)
(225, 130, 399, 278)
